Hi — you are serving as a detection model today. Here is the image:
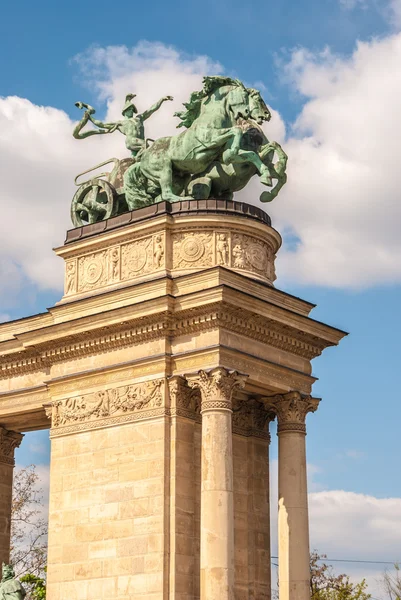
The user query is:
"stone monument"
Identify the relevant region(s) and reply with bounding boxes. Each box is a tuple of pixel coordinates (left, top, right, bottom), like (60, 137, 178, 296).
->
(0, 77, 346, 600)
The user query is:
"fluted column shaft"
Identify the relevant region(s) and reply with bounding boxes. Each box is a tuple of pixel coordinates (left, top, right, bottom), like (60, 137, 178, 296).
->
(0, 427, 23, 564)
(188, 368, 247, 600)
(265, 392, 319, 600)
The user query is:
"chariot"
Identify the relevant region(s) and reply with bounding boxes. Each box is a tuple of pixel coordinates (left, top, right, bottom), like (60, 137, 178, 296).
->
(71, 157, 135, 227)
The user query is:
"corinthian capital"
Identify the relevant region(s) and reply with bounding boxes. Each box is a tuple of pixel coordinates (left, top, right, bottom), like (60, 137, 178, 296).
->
(187, 367, 248, 411)
(0, 427, 23, 465)
(263, 391, 320, 434)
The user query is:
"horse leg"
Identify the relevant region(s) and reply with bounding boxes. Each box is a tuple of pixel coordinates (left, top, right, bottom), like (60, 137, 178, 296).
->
(228, 149, 273, 186)
(159, 159, 192, 202)
(221, 127, 242, 165)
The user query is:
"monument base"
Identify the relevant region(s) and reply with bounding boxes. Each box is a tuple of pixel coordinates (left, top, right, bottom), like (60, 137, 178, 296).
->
(0, 201, 346, 600)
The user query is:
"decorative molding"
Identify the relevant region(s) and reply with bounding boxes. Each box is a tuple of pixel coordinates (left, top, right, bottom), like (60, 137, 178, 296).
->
(66, 231, 166, 296)
(64, 222, 277, 298)
(45, 379, 164, 432)
(173, 232, 214, 269)
(262, 391, 320, 434)
(0, 297, 329, 381)
(186, 367, 247, 412)
(48, 407, 167, 438)
(0, 427, 23, 465)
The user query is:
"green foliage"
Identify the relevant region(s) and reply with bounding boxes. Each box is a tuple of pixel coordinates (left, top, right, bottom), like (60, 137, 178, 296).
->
(310, 551, 371, 600)
(20, 573, 46, 600)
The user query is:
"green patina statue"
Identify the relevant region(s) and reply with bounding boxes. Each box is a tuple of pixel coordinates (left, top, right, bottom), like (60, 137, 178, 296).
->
(73, 93, 173, 157)
(71, 76, 287, 226)
(0, 565, 26, 600)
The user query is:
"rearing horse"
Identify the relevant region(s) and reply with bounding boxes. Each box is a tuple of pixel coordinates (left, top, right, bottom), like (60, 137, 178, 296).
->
(124, 76, 273, 208)
(184, 87, 288, 202)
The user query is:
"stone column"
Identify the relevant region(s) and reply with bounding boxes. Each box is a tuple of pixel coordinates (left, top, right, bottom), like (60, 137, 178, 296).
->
(188, 367, 247, 600)
(0, 427, 23, 564)
(264, 392, 319, 600)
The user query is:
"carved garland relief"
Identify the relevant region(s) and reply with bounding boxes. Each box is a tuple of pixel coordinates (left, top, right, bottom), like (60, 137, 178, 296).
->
(45, 379, 164, 431)
(67, 232, 166, 295)
(65, 226, 276, 295)
(171, 229, 275, 281)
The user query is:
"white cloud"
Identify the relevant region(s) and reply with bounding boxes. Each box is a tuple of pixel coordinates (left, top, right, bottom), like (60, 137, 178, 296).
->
(247, 36, 401, 288)
(270, 460, 401, 597)
(1, 37, 401, 301)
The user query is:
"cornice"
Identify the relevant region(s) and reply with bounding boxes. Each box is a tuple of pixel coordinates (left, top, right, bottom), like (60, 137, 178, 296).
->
(0, 297, 330, 380)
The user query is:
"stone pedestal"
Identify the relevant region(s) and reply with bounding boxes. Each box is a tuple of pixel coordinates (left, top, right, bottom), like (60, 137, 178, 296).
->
(0, 427, 23, 564)
(0, 200, 346, 599)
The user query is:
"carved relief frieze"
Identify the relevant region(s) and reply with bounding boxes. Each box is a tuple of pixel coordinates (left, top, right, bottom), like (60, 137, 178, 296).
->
(172, 232, 213, 269)
(65, 231, 166, 296)
(64, 221, 277, 297)
(121, 236, 153, 280)
(45, 379, 164, 432)
(215, 231, 231, 266)
(232, 233, 274, 280)
(77, 250, 108, 292)
(65, 259, 77, 295)
(153, 233, 165, 269)
(108, 246, 121, 282)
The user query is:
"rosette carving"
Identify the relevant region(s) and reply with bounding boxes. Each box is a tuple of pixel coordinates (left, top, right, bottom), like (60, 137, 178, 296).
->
(187, 367, 248, 411)
(263, 391, 320, 434)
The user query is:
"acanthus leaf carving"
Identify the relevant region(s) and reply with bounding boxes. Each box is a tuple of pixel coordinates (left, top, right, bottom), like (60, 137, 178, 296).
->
(263, 391, 320, 433)
(168, 376, 200, 414)
(186, 367, 248, 411)
(232, 398, 275, 439)
(0, 427, 23, 465)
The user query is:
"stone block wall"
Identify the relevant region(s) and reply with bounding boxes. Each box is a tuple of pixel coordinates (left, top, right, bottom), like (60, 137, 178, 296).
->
(46, 418, 168, 600)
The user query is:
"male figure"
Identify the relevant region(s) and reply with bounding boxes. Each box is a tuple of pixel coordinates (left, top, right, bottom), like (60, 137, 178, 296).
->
(73, 93, 173, 157)
(216, 233, 229, 265)
(0, 565, 26, 600)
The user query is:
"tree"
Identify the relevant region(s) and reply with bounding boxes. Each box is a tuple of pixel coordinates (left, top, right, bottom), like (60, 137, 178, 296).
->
(20, 572, 46, 600)
(381, 563, 401, 600)
(310, 551, 371, 600)
(10, 465, 48, 581)
(273, 551, 371, 599)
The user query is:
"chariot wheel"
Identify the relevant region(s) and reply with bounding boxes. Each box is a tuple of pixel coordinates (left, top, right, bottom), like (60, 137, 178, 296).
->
(71, 179, 118, 227)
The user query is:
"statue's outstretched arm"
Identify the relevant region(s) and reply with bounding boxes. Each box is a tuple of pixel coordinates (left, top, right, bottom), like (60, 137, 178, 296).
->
(73, 102, 118, 139)
(88, 116, 119, 131)
(142, 96, 173, 120)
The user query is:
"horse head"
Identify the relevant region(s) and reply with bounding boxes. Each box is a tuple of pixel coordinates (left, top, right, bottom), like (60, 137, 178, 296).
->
(224, 83, 251, 121)
(248, 89, 271, 125)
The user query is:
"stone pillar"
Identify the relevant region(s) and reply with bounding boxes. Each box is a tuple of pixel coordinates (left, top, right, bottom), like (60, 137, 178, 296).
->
(188, 368, 247, 600)
(0, 427, 23, 564)
(265, 392, 319, 600)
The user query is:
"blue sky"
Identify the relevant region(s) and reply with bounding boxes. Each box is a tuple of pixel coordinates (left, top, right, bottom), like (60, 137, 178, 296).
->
(3, 0, 401, 592)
